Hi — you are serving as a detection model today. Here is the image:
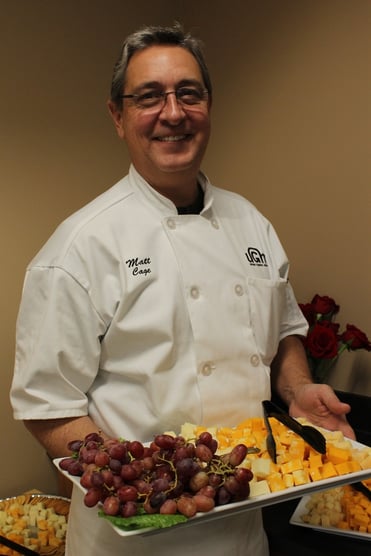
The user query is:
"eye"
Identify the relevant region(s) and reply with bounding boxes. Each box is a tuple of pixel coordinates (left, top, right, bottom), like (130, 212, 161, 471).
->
(136, 91, 163, 107)
(176, 87, 204, 104)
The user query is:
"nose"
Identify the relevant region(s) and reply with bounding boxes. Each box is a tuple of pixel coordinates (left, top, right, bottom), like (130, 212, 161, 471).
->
(159, 91, 185, 122)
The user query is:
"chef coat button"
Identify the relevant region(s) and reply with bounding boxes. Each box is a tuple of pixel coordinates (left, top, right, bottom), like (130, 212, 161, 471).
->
(191, 286, 200, 299)
(166, 217, 176, 229)
(234, 284, 244, 296)
(190, 286, 200, 299)
(201, 362, 215, 376)
(250, 354, 260, 367)
(211, 218, 219, 229)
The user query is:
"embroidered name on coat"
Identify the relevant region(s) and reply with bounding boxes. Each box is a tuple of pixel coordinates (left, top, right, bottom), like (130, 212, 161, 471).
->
(245, 247, 268, 267)
(125, 257, 152, 276)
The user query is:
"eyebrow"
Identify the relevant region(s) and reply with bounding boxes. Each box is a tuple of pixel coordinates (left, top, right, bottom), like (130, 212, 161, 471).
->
(130, 78, 204, 93)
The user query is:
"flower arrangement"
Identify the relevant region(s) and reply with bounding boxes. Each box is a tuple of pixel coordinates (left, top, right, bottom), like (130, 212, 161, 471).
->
(299, 294, 371, 383)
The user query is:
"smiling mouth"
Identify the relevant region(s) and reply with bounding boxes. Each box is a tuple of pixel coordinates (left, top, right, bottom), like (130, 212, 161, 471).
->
(154, 134, 190, 142)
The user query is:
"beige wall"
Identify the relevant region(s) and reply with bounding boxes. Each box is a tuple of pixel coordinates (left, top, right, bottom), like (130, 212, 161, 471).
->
(1, 0, 370, 497)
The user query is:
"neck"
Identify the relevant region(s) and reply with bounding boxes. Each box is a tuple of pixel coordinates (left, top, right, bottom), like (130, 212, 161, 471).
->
(139, 168, 200, 207)
(177, 184, 204, 214)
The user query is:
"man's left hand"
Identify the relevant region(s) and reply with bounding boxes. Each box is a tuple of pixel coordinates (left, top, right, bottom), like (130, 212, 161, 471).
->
(288, 383, 356, 439)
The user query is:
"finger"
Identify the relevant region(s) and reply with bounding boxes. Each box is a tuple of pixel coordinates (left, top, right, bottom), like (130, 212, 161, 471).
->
(319, 386, 352, 415)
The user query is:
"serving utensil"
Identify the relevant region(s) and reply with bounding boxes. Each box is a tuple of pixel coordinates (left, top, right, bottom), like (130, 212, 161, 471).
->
(351, 481, 371, 500)
(262, 400, 327, 455)
(262, 402, 277, 463)
(0, 534, 39, 555)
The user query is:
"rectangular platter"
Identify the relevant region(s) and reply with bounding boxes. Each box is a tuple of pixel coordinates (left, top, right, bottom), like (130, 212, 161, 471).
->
(54, 436, 371, 538)
(290, 494, 371, 540)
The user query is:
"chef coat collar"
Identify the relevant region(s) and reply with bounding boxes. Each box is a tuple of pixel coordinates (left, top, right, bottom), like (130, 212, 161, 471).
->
(128, 164, 214, 217)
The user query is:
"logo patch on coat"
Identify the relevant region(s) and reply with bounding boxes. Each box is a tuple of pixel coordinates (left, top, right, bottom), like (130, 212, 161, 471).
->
(245, 247, 268, 267)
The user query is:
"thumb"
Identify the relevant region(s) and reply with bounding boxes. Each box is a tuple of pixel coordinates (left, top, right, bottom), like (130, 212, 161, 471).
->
(320, 386, 351, 416)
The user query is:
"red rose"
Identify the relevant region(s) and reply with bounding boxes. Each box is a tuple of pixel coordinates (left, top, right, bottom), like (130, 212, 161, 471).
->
(321, 320, 340, 334)
(306, 323, 339, 359)
(299, 303, 316, 326)
(340, 324, 371, 351)
(311, 294, 339, 317)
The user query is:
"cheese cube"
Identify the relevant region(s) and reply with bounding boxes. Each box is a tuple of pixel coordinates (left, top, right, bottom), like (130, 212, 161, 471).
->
(292, 469, 310, 485)
(320, 461, 337, 479)
(327, 444, 351, 465)
(283, 474, 294, 488)
(249, 480, 271, 497)
(280, 458, 303, 475)
(309, 453, 323, 468)
(288, 438, 305, 460)
(251, 457, 271, 479)
(267, 473, 285, 492)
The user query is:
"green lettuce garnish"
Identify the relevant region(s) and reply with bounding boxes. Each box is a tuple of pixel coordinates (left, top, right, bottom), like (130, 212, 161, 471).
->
(98, 509, 188, 530)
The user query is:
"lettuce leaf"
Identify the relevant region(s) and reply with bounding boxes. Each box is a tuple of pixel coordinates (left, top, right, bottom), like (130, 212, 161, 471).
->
(98, 509, 188, 530)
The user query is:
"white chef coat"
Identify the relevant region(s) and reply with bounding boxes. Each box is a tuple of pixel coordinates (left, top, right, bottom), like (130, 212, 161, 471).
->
(11, 165, 307, 555)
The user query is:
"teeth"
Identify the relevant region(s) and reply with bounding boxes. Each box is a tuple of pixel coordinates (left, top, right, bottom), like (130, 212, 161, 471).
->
(157, 135, 186, 142)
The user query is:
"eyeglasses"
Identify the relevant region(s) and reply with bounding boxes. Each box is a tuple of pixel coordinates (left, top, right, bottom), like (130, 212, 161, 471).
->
(120, 86, 209, 111)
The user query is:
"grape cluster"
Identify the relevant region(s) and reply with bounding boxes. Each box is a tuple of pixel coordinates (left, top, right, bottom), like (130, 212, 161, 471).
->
(59, 431, 253, 519)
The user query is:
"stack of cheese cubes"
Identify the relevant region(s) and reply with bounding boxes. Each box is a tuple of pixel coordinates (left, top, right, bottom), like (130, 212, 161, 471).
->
(0, 495, 68, 554)
(180, 417, 371, 497)
(301, 479, 371, 533)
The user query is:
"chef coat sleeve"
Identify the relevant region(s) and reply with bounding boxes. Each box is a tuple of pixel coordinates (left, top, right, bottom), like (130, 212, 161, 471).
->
(10, 265, 107, 420)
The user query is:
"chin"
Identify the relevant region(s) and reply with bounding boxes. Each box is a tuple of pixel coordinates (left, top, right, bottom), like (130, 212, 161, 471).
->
(157, 155, 202, 174)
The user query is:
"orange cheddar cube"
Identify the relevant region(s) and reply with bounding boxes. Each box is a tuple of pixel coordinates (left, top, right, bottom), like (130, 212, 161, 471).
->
(267, 472, 286, 492)
(320, 461, 337, 479)
(8, 533, 24, 544)
(280, 458, 303, 475)
(348, 460, 362, 472)
(37, 518, 49, 530)
(335, 460, 361, 475)
(309, 453, 323, 468)
(309, 467, 322, 482)
(279, 431, 295, 446)
(327, 444, 351, 465)
(38, 530, 49, 545)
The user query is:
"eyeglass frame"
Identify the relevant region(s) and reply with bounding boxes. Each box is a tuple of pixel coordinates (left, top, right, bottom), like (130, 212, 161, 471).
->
(119, 86, 209, 110)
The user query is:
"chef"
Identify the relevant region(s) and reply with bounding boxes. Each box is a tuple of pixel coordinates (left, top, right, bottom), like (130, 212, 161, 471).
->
(10, 23, 354, 556)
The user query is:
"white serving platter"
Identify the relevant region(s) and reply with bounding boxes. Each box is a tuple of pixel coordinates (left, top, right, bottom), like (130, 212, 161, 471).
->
(54, 438, 371, 538)
(290, 493, 371, 540)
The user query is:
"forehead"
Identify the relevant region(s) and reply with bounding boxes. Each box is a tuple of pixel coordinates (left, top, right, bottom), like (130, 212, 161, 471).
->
(125, 45, 203, 89)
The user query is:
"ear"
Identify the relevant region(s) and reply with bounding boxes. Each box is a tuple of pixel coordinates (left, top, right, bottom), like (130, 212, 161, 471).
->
(107, 100, 125, 139)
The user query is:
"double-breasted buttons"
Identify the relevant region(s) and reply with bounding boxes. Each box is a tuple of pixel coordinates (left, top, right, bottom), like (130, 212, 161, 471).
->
(166, 217, 176, 229)
(250, 354, 260, 367)
(200, 361, 216, 376)
(190, 286, 200, 299)
(234, 284, 244, 296)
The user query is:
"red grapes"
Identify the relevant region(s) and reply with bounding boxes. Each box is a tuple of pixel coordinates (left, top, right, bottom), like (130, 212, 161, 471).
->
(59, 433, 253, 520)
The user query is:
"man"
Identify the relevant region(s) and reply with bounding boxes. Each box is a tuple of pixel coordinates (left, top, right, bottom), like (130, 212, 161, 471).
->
(11, 24, 354, 555)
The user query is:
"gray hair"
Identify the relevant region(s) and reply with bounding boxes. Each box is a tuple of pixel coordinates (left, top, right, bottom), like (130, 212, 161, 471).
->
(109, 23, 212, 108)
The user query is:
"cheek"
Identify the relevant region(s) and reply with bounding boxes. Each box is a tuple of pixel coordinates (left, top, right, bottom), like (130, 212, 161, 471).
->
(192, 111, 211, 134)
(123, 114, 156, 144)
